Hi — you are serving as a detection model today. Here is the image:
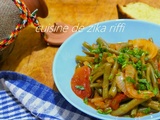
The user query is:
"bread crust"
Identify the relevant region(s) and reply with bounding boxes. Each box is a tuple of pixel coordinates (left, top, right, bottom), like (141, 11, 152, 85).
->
(116, 4, 135, 19)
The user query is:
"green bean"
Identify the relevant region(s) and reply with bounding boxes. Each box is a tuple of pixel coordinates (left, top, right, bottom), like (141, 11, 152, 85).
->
(96, 37, 108, 47)
(76, 55, 94, 63)
(111, 99, 147, 116)
(146, 63, 153, 90)
(101, 52, 108, 63)
(82, 50, 95, 56)
(119, 103, 127, 108)
(91, 63, 106, 75)
(141, 53, 146, 78)
(96, 37, 120, 55)
(96, 88, 102, 95)
(90, 83, 102, 88)
(91, 70, 104, 83)
(108, 77, 117, 98)
(102, 63, 112, 99)
(149, 59, 160, 80)
(150, 64, 159, 97)
(82, 41, 92, 50)
(142, 100, 160, 111)
(149, 60, 157, 70)
(130, 107, 138, 117)
(109, 61, 119, 80)
(141, 53, 146, 64)
(102, 46, 120, 55)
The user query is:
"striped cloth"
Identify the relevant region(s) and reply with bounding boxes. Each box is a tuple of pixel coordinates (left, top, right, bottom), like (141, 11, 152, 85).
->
(0, 71, 98, 120)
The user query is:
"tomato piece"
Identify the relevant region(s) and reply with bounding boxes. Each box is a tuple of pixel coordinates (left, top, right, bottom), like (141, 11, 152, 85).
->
(110, 93, 126, 110)
(71, 66, 91, 99)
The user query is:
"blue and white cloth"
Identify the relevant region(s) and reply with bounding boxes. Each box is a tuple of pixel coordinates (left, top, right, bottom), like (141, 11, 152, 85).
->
(0, 71, 98, 120)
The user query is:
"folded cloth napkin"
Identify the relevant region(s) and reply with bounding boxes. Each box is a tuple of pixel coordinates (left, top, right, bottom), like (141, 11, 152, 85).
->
(0, 71, 98, 120)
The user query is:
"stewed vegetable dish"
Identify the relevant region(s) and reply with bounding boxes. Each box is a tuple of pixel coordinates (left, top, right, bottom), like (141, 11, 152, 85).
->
(71, 37, 160, 117)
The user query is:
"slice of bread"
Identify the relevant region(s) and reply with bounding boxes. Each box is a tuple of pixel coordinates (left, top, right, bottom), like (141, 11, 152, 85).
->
(117, 2, 160, 24)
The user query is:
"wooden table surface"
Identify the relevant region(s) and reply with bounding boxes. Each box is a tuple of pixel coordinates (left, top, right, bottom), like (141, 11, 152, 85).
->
(1, 0, 160, 91)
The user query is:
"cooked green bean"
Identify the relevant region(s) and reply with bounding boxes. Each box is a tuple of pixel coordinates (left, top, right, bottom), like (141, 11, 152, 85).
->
(76, 55, 95, 63)
(91, 70, 104, 83)
(146, 63, 153, 90)
(109, 61, 119, 80)
(96, 37, 120, 55)
(108, 77, 117, 98)
(96, 37, 108, 47)
(91, 63, 106, 75)
(102, 63, 112, 99)
(101, 52, 108, 63)
(142, 100, 160, 111)
(90, 83, 102, 88)
(131, 107, 138, 117)
(96, 88, 102, 95)
(102, 46, 120, 55)
(141, 53, 146, 78)
(150, 64, 159, 97)
(82, 41, 92, 50)
(83, 50, 95, 56)
(149, 60, 158, 70)
(111, 99, 147, 116)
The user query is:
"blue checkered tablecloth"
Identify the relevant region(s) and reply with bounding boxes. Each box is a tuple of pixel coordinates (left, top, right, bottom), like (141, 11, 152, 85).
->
(0, 71, 98, 120)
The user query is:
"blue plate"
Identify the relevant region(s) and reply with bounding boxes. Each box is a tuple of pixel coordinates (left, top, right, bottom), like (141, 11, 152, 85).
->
(53, 19, 160, 120)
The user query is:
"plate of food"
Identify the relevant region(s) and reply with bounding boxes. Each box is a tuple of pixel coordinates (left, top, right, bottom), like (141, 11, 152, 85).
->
(53, 19, 160, 120)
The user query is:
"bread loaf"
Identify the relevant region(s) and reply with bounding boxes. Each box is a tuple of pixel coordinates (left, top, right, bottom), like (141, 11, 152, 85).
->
(117, 2, 160, 24)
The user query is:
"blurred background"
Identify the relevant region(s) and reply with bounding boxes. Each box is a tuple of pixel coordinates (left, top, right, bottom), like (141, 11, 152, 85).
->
(40, 0, 160, 26)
